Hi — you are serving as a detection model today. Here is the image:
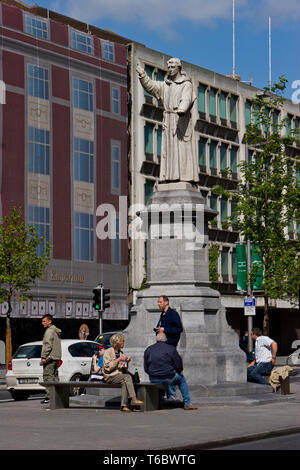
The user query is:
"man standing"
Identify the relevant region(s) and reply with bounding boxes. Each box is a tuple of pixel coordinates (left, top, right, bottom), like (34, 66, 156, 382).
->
(144, 333, 197, 410)
(155, 296, 183, 347)
(247, 328, 278, 386)
(40, 314, 62, 404)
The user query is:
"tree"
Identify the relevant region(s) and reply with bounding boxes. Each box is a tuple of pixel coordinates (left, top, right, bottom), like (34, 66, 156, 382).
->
(214, 77, 300, 335)
(0, 207, 51, 368)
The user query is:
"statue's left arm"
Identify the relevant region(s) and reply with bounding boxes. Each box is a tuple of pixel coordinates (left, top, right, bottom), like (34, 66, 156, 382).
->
(176, 81, 194, 115)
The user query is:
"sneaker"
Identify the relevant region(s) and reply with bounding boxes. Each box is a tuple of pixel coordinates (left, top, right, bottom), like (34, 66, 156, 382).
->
(120, 406, 131, 412)
(166, 395, 176, 401)
(41, 399, 50, 404)
(130, 398, 144, 406)
(183, 403, 198, 410)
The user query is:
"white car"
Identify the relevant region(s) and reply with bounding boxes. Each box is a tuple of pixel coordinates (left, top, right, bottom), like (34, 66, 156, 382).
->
(6, 339, 100, 400)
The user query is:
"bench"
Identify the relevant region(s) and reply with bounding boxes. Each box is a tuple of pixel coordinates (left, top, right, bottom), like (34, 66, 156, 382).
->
(40, 381, 166, 411)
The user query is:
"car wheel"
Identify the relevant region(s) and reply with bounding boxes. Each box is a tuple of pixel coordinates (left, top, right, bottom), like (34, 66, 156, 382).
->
(10, 390, 30, 401)
(69, 373, 84, 396)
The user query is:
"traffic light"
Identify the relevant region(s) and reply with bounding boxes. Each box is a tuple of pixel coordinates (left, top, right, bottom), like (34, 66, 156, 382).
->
(102, 288, 110, 310)
(92, 288, 101, 311)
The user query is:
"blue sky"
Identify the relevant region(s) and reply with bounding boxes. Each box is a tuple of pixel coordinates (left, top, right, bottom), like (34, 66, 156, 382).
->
(26, 0, 300, 99)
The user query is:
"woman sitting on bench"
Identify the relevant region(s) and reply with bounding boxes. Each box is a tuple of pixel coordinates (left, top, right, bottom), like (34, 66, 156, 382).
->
(103, 333, 144, 412)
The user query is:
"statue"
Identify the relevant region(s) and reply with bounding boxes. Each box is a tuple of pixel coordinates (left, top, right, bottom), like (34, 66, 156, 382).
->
(136, 58, 199, 184)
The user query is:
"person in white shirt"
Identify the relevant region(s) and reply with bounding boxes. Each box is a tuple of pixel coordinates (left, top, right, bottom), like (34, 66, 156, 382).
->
(247, 327, 278, 386)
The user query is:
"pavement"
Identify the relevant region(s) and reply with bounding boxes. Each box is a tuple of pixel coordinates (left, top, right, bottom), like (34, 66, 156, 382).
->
(1, 359, 300, 453)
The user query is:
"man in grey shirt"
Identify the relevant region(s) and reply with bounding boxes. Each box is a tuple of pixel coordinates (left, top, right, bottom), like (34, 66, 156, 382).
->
(247, 327, 278, 385)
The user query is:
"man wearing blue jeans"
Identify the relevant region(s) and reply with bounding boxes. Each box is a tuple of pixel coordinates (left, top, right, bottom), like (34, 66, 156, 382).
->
(247, 328, 278, 386)
(144, 333, 197, 410)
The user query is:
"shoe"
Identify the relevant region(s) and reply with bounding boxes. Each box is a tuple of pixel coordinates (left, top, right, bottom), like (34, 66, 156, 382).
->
(184, 403, 198, 410)
(41, 399, 50, 404)
(166, 395, 176, 401)
(130, 398, 144, 406)
(120, 406, 131, 412)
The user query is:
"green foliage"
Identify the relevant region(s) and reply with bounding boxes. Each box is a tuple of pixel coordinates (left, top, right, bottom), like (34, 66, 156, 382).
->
(226, 77, 300, 309)
(0, 207, 51, 315)
(209, 244, 220, 284)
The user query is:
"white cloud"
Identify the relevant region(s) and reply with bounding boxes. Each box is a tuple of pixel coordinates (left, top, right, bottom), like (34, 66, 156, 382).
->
(48, 0, 241, 31)
(47, 0, 300, 34)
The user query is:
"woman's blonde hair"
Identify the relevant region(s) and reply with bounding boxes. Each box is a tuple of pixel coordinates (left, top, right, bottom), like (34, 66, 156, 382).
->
(110, 333, 125, 349)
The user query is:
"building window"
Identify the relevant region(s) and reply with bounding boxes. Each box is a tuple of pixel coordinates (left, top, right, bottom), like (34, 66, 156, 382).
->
(286, 114, 293, 136)
(230, 147, 238, 177)
(230, 95, 238, 123)
(28, 127, 50, 175)
(198, 84, 207, 114)
(111, 87, 120, 114)
(198, 138, 207, 170)
(221, 247, 229, 281)
(144, 179, 155, 206)
(156, 69, 166, 82)
(209, 88, 217, 117)
(73, 78, 93, 112)
(74, 138, 94, 183)
(209, 141, 217, 173)
(220, 144, 228, 173)
(156, 126, 162, 163)
(219, 92, 227, 120)
(220, 197, 228, 224)
(111, 143, 121, 193)
(210, 194, 218, 225)
(245, 99, 252, 126)
(28, 206, 50, 256)
(28, 64, 49, 100)
(74, 212, 94, 261)
(25, 15, 48, 39)
(144, 122, 154, 156)
(102, 41, 114, 61)
(111, 216, 120, 265)
(71, 30, 93, 54)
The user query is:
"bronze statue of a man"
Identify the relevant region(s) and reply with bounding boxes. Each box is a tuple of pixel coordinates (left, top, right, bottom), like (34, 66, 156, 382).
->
(136, 58, 199, 184)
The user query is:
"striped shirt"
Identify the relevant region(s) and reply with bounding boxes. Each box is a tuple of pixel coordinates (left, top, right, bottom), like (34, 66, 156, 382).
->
(255, 336, 274, 364)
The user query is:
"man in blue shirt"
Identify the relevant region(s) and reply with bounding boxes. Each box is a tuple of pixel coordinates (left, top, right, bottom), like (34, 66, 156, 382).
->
(155, 296, 183, 347)
(144, 333, 197, 410)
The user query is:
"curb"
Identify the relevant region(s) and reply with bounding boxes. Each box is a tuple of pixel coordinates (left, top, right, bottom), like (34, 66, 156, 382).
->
(165, 426, 300, 450)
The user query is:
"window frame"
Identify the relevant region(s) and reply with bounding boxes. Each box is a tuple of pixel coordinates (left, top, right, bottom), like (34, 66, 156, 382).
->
(111, 140, 121, 194)
(24, 13, 49, 40)
(74, 212, 95, 262)
(101, 40, 115, 61)
(27, 63, 49, 100)
(70, 29, 93, 55)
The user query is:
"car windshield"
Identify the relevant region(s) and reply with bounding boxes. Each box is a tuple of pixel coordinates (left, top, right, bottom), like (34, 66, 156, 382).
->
(13, 345, 42, 359)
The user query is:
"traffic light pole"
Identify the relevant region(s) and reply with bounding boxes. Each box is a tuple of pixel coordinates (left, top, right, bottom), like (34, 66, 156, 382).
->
(99, 310, 103, 337)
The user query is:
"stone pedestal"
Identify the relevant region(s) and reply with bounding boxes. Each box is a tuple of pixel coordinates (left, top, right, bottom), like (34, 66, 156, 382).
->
(124, 183, 246, 386)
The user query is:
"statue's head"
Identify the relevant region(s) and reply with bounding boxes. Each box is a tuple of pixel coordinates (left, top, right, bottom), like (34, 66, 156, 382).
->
(167, 57, 182, 77)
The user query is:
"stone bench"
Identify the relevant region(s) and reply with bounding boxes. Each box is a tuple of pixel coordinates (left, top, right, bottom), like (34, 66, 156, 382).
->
(40, 381, 166, 411)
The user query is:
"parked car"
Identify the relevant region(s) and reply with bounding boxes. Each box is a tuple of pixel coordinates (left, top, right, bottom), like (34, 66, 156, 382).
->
(94, 330, 124, 349)
(6, 339, 100, 400)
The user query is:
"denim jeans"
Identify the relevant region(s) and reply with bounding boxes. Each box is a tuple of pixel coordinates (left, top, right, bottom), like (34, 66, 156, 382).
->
(150, 373, 191, 405)
(247, 362, 273, 386)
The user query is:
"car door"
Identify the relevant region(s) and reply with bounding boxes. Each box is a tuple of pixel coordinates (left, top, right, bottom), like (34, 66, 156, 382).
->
(67, 342, 95, 379)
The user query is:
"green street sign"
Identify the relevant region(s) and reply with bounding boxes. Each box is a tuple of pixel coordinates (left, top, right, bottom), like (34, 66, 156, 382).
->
(236, 243, 263, 291)
(236, 244, 247, 291)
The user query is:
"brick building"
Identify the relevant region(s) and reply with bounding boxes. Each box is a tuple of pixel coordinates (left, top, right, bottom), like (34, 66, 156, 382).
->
(0, 0, 129, 349)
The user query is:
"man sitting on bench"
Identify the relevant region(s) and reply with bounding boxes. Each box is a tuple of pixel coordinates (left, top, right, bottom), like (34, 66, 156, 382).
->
(247, 328, 278, 386)
(144, 333, 197, 410)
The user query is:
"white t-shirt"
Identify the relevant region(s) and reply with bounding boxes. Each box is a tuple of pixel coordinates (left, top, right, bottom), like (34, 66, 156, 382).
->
(255, 336, 274, 364)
